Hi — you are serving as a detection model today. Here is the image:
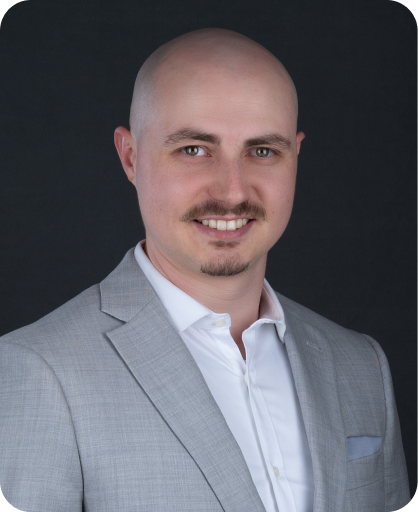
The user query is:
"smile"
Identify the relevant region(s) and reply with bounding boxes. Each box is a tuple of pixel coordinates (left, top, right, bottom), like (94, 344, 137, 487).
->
(195, 219, 249, 231)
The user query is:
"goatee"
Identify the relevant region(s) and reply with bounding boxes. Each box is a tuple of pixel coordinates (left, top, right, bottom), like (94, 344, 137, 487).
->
(200, 258, 250, 277)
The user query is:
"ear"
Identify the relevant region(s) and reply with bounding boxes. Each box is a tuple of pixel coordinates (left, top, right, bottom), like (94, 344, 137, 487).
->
(296, 131, 305, 155)
(114, 127, 136, 183)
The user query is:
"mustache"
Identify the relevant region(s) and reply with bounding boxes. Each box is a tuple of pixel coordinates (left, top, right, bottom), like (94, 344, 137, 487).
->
(180, 200, 267, 222)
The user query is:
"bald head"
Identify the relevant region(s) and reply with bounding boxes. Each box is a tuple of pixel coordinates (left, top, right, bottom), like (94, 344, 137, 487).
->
(129, 28, 298, 140)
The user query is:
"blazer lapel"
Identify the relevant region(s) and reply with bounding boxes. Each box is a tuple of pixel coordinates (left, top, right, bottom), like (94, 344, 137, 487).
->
(100, 250, 265, 512)
(278, 294, 347, 512)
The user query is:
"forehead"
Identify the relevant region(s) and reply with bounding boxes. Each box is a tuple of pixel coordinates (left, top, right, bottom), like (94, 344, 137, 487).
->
(150, 62, 296, 138)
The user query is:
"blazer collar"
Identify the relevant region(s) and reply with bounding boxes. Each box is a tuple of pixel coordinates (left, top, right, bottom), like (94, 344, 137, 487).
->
(100, 249, 154, 322)
(100, 249, 265, 512)
(278, 292, 347, 512)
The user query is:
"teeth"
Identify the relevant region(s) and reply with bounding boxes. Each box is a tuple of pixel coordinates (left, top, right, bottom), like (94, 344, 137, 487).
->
(199, 218, 250, 230)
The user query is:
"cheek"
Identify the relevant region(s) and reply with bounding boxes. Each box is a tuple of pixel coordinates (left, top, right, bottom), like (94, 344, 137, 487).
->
(135, 163, 198, 227)
(262, 172, 296, 217)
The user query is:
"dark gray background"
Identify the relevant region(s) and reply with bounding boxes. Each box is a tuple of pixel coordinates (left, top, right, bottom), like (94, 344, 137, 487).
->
(0, 0, 416, 496)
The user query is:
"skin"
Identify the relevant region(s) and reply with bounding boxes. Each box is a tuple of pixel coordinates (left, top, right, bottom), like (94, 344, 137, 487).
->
(115, 29, 304, 359)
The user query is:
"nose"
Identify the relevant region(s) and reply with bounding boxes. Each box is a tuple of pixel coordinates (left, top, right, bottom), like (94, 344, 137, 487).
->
(209, 159, 249, 206)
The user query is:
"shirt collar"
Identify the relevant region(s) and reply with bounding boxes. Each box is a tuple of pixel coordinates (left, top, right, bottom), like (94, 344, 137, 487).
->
(134, 241, 286, 342)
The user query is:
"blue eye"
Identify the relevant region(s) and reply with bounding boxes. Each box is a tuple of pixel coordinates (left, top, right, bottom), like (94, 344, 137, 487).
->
(182, 146, 205, 156)
(254, 147, 274, 157)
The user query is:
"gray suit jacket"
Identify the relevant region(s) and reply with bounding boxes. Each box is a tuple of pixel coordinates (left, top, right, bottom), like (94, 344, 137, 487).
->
(0, 249, 410, 512)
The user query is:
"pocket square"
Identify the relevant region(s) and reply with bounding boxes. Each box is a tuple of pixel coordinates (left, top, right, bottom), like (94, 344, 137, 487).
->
(347, 436, 382, 461)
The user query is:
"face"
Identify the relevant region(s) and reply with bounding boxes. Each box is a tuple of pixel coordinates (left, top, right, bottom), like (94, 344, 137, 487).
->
(120, 60, 304, 278)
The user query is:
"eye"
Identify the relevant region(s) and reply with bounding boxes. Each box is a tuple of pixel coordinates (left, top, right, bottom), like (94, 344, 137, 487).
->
(181, 146, 206, 156)
(253, 147, 275, 157)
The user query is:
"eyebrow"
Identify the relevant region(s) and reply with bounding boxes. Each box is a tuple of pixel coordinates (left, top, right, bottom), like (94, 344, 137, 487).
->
(244, 134, 292, 151)
(163, 128, 292, 151)
(163, 129, 221, 146)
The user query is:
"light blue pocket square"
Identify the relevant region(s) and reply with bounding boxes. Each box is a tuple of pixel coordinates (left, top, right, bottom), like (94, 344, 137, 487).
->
(347, 436, 382, 461)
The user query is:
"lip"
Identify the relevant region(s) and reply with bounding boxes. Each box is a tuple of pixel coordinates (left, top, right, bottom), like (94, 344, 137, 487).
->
(196, 216, 249, 221)
(193, 219, 254, 239)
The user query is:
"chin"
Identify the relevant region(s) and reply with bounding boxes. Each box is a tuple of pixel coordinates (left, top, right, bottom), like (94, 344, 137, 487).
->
(199, 255, 250, 277)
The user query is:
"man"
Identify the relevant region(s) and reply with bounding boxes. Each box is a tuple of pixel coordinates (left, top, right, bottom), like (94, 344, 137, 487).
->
(0, 28, 410, 512)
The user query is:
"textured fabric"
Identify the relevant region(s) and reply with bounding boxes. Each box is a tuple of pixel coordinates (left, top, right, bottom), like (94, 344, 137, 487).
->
(134, 241, 314, 512)
(0, 248, 411, 512)
(347, 436, 382, 461)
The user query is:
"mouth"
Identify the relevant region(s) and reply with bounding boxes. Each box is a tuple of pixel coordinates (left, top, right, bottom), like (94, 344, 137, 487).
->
(193, 217, 254, 239)
(194, 218, 251, 231)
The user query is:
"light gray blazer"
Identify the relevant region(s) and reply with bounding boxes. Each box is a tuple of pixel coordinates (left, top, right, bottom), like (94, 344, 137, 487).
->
(0, 249, 410, 512)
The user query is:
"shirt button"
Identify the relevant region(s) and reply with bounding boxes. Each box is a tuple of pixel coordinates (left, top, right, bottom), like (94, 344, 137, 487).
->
(273, 466, 280, 478)
(215, 318, 226, 328)
(249, 376, 253, 385)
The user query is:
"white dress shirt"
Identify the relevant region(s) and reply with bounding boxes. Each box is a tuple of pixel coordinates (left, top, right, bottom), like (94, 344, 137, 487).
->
(134, 241, 314, 512)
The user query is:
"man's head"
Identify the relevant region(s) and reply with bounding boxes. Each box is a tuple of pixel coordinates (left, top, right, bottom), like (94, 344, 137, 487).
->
(115, 28, 304, 279)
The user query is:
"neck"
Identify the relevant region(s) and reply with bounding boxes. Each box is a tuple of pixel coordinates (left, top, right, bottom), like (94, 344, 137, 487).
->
(144, 240, 267, 350)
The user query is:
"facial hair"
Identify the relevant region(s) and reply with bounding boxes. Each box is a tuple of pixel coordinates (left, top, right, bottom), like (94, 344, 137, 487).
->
(181, 199, 266, 277)
(200, 256, 250, 277)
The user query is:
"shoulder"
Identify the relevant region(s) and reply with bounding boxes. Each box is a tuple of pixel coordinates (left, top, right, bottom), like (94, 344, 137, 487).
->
(0, 248, 152, 370)
(0, 284, 119, 367)
(1, 283, 101, 341)
(276, 290, 366, 340)
(275, 291, 384, 365)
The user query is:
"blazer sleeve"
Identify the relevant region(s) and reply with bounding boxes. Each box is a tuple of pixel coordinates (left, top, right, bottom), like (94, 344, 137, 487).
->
(0, 340, 83, 512)
(365, 335, 411, 511)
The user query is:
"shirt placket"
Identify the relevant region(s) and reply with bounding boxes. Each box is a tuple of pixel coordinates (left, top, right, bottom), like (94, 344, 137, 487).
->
(243, 323, 298, 512)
